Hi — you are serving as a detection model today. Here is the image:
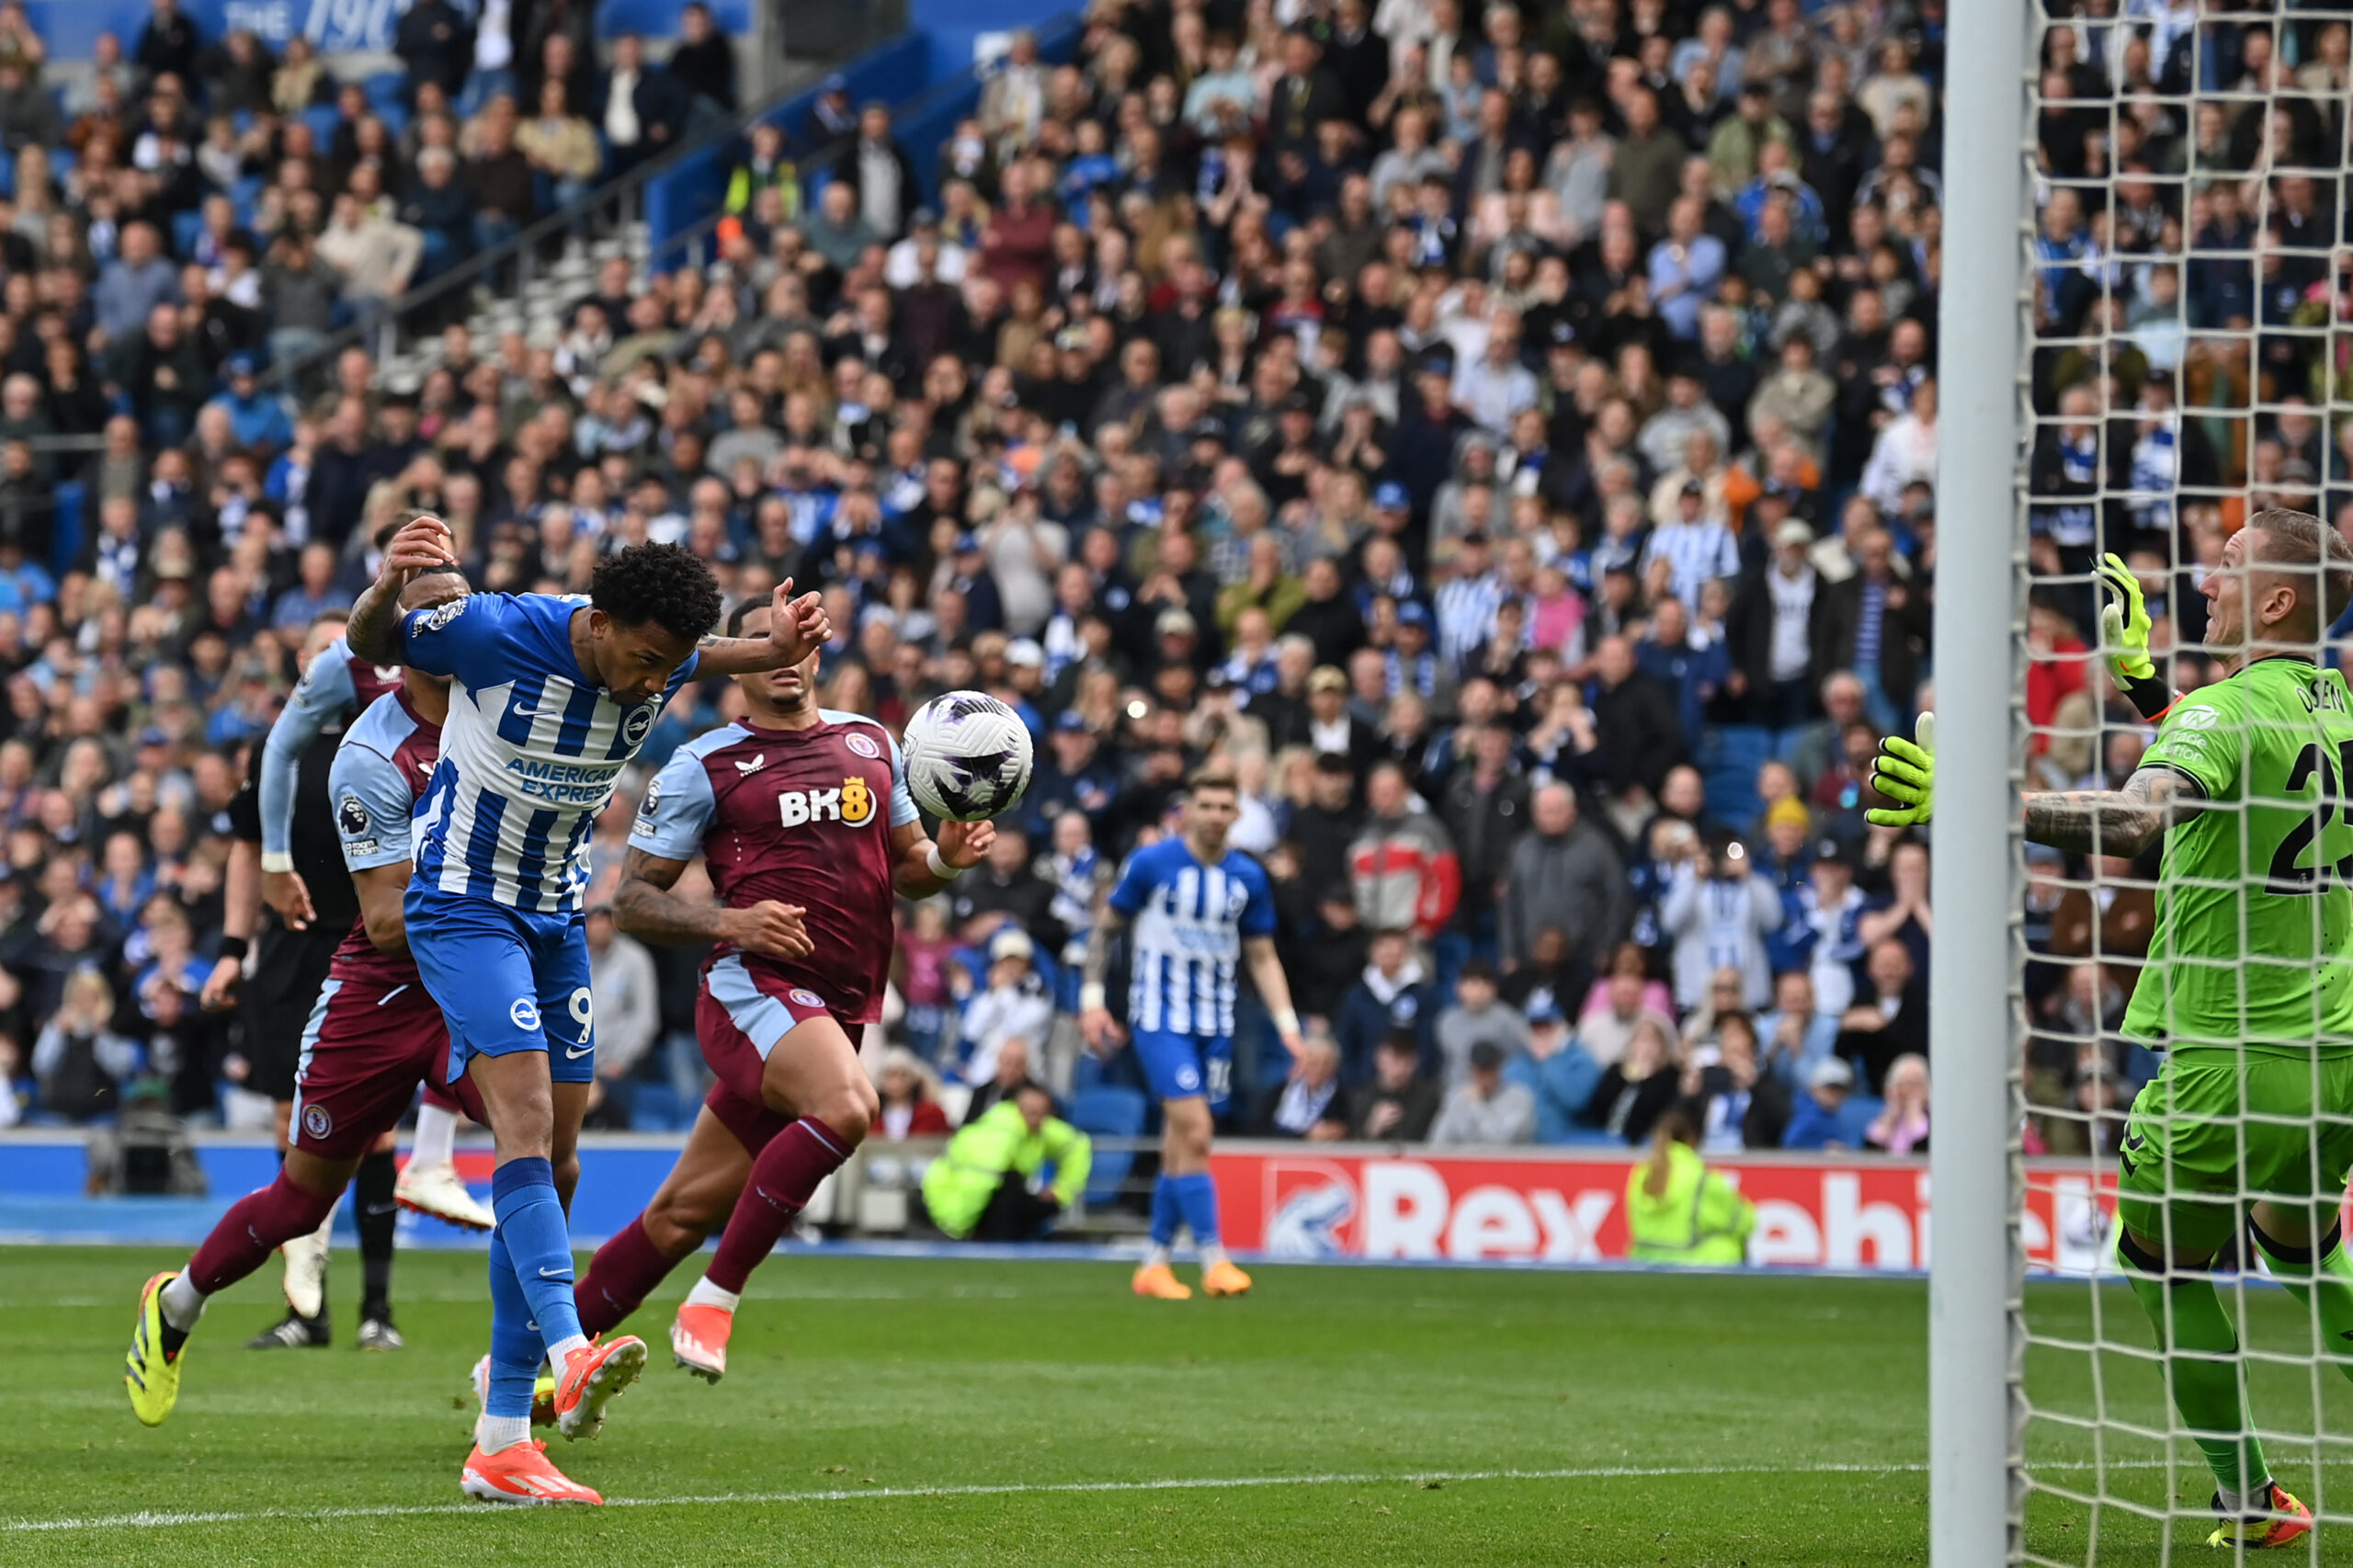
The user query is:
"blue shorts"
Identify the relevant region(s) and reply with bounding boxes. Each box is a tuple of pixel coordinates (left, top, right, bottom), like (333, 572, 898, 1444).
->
(1131, 1029, 1233, 1113)
(406, 885, 597, 1085)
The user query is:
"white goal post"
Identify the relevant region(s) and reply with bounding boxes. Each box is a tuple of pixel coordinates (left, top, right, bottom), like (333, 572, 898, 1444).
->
(1929, 0, 2031, 1563)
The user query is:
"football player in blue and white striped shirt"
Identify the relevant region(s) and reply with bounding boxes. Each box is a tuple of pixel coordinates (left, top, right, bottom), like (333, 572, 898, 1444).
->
(343, 515, 830, 1506)
(1079, 770, 1305, 1302)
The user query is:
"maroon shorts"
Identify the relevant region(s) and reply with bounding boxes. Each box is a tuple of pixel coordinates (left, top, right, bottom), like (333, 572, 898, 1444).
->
(290, 966, 486, 1160)
(697, 952, 862, 1153)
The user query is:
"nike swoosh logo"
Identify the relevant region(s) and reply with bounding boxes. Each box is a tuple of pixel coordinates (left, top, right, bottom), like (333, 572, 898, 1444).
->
(539, 1267, 571, 1279)
(364, 1203, 398, 1216)
(512, 703, 542, 719)
(564, 1044, 593, 1060)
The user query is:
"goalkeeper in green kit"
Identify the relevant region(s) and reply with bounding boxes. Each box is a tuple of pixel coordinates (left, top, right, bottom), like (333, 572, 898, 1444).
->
(1870, 510, 2353, 1550)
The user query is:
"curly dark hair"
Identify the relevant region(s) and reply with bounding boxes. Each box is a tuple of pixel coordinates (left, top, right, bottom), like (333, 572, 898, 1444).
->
(590, 542, 723, 646)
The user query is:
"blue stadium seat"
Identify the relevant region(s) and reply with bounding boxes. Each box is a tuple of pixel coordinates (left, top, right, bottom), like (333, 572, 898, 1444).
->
(170, 210, 206, 259)
(300, 105, 341, 147)
(1065, 1085, 1147, 1208)
(49, 481, 82, 580)
(627, 1081, 686, 1132)
(1698, 723, 1774, 832)
(1836, 1094, 1886, 1149)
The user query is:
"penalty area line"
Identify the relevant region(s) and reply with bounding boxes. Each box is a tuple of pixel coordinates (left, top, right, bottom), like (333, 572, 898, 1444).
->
(4, 1461, 1942, 1533)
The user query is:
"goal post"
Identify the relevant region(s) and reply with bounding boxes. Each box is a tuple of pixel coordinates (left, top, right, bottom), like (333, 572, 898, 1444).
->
(1930, 0, 2033, 1563)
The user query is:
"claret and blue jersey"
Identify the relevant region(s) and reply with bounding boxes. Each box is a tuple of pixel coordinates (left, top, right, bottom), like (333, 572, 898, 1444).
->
(394, 591, 700, 1084)
(1107, 836, 1277, 1111)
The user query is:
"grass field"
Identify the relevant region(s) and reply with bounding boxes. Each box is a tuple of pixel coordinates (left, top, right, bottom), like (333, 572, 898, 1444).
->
(6, 1246, 2353, 1565)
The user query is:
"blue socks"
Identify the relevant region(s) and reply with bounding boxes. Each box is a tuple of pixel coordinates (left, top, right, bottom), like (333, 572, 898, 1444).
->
(1150, 1175, 1182, 1246)
(483, 1229, 542, 1422)
(1171, 1173, 1222, 1245)
(492, 1156, 585, 1358)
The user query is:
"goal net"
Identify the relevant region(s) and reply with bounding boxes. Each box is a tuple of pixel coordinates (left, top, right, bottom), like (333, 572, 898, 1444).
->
(2005, 3, 2353, 1563)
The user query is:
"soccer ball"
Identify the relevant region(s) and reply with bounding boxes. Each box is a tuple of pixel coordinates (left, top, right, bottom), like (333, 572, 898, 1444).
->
(901, 691, 1034, 823)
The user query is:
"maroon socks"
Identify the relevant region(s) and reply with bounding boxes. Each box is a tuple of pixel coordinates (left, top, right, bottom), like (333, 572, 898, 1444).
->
(185, 1173, 342, 1296)
(574, 1218, 686, 1336)
(703, 1119, 854, 1294)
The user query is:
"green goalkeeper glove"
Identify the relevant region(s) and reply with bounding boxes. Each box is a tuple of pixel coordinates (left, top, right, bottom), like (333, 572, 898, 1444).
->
(1865, 711, 1935, 828)
(2097, 554, 2178, 721)
(2097, 552, 2155, 684)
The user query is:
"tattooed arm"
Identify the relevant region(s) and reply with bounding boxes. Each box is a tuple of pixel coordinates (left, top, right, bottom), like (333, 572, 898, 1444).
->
(2022, 765, 2207, 858)
(611, 846, 813, 959)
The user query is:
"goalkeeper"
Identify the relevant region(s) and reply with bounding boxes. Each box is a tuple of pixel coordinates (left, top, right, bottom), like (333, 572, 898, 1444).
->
(1870, 509, 2353, 1551)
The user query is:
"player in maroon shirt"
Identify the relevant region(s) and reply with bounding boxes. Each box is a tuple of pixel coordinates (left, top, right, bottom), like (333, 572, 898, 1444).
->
(574, 597, 992, 1381)
(127, 573, 504, 1426)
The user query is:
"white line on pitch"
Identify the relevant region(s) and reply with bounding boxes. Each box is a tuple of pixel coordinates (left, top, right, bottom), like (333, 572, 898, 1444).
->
(0, 1457, 2229, 1534)
(3, 1462, 1927, 1533)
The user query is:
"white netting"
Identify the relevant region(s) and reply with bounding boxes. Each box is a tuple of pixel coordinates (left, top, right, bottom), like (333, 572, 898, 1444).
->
(2016, 5, 2353, 1563)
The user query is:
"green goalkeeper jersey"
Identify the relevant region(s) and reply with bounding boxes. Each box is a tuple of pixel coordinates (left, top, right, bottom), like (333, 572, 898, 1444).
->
(2122, 655, 2353, 1057)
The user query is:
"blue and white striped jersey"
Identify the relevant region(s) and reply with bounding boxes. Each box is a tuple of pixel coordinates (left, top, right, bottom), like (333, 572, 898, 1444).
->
(1107, 837, 1277, 1039)
(398, 592, 699, 913)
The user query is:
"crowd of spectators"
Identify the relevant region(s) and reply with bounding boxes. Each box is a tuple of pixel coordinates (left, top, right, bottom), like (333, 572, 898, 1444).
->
(0, 0, 2334, 1171)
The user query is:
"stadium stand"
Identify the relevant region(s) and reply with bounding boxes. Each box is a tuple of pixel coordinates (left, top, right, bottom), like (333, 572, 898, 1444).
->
(1, 0, 2296, 1180)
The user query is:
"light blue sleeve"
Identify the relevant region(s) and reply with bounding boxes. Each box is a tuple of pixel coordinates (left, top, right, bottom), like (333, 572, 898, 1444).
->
(627, 749, 719, 860)
(399, 593, 513, 681)
(886, 730, 919, 827)
(259, 642, 358, 857)
(327, 740, 418, 873)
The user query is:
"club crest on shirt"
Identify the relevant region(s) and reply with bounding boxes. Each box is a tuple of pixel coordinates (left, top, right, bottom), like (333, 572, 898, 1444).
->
(622, 704, 658, 748)
(845, 733, 881, 759)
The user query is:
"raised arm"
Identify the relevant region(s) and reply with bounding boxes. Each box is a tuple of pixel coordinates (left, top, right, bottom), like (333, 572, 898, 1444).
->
(2022, 765, 2205, 859)
(347, 516, 460, 664)
(610, 846, 813, 960)
(693, 577, 836, 677)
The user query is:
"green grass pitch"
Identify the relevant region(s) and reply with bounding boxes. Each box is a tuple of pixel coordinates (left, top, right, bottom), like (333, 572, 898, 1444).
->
(6, 1246, 2353, 1564)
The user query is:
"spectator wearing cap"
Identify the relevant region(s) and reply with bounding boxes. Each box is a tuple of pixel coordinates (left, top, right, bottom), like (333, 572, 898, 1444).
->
(942, 531, 1006, 633)
(1335, 928, 1438, 1087)
(1384, 599, 1456, 712)
(204, 353, 292, 456)
(1725, 517, 1834, 732)
(1640, 477, 1740, 616)
(1501, 780, 1628, 979)
(1024, 710, 1120, 840)
(954, 926, 1057, 1086)
(1782, 1055, 1857, 1150)
(1428, 1039, 1537, 1146)
(1345, 1028, 1441, 1141)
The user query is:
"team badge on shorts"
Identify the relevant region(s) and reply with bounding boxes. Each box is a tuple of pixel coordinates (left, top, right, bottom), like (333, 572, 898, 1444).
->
(1176, 1064, 1202, 1092)
(301, 1105, 333, 1141)
(511, 997, 541, 1030)
(845, 733, 881, 758)
(790, 989, 825, 1009)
